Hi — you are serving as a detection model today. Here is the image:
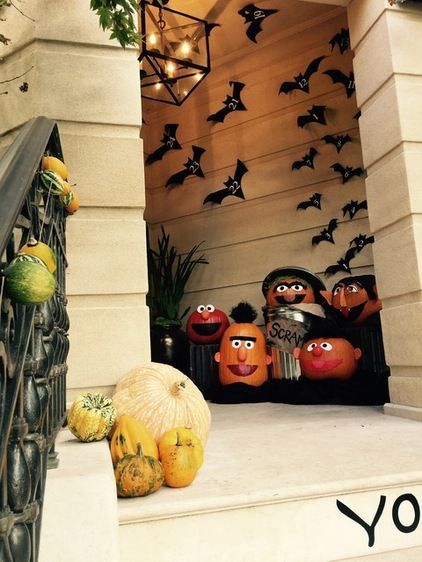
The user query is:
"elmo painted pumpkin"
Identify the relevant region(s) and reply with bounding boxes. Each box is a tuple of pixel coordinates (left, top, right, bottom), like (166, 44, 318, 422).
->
(215, 302, 271, 387)
(186, 304, 229, 344)
(293, 336, 362, 380)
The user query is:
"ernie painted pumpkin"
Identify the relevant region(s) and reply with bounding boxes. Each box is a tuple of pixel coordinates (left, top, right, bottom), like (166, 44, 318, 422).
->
(293, 335, 362, 380)
(215, 302, 271, 387)
(186, 304, 229, 344)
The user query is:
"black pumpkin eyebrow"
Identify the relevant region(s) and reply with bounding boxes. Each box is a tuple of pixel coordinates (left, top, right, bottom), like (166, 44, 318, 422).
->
(230, 336, 256, 341)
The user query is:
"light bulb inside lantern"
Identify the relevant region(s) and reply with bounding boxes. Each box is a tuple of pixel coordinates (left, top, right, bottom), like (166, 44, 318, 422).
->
(180, 41, 191, 56)
(155, 82, 162, 90)
(166, 62, 176, 77)
(148, 33, 158, 47)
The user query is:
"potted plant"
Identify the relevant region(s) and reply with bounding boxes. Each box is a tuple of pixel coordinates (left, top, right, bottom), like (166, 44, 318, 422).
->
(147, 225, 208, 373)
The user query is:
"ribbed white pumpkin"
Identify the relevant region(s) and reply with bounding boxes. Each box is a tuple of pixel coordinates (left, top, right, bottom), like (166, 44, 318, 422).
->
(112, 362, 211, 444)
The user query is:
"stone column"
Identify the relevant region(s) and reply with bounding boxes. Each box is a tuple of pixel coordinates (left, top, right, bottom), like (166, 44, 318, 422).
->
(0, 1, 150, 400)
(348, 0, 422, 420)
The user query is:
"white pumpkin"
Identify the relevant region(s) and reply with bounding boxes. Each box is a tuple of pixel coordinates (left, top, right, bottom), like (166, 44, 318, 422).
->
(112, 362, 211, 444)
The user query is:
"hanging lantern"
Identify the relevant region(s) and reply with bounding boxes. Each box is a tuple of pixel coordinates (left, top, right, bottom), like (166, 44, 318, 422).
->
(139, 0, 212, 106)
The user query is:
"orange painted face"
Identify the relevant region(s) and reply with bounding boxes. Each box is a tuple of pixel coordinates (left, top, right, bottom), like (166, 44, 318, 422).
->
(325, 277, 382, 325)
(186, 304, 230, 344)
(293, 337, 362, 380)
(266, 277, 316, 307)
(215, 323, 272, 386)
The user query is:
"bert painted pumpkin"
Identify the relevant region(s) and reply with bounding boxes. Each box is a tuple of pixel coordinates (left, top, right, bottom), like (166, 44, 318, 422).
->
(114, 444, 164, 497)
(112, 362, 211, 444)
(293, 336, 362, 380)
(67, 392, 117, 442)
(186, 304, 230, 344)
(215, 302, 271, 387)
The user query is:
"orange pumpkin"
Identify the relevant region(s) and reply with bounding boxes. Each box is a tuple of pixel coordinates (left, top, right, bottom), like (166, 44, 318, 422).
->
(293, 337, 362, 380)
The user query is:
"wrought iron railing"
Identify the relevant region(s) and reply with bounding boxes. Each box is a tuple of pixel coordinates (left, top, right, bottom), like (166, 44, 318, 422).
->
(0, 117, 69, 562)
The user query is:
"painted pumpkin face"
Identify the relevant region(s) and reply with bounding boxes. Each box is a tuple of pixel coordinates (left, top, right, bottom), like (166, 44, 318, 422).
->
(186, 304, 230, 344)
(215, 323, 272, 386)
(266, 276, 317, 307)
(321, 275, 382, 325)
(293, 337, 362, 380)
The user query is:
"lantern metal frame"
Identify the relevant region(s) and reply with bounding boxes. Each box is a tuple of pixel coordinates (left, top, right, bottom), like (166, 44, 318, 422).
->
(138, 0, 212, 106)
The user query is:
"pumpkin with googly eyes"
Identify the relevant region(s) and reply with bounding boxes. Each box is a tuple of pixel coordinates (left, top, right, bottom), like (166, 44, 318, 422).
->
(186, 304, 230, 345)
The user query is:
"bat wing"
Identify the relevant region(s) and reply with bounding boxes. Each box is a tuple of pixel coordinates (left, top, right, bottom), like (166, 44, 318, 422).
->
(207, 106, 230, 123)
(233, 159, 248, 183)
(342, 202, 354, 218)
(292, 159, 306, 171)
(327, 218, 338, 234)
(246, 21, 262, 43)
(351, 167, 364, 178)
(304, 55, 326, 81)
(322, 135, 336, 147)
(325, 263, 343, 276)
(330, 163, 345, 174)
(279, 80, 300, 95)
(312, 234, 324, 246)
(191, 146, 206, 162)
(324, 69, 348, 87)
(344, 246, 358, 264)
(329, 33, 341, 52)
(203, 187, 245, 205)
(297, 114, 314, 128)
(358, 200, 368, 211)
(145, 145, 169, 165)
(308, 147, 318, 166)
(165, 169, 189, 188)
(297, 200, 313, 210)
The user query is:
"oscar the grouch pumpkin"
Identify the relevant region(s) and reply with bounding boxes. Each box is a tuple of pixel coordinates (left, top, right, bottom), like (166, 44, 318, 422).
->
(215, 302, 272, 387)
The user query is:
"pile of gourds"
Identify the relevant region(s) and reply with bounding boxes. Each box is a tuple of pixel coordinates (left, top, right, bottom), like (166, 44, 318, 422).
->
(67, 363, 211, 498)
(40, 155, 80, 214)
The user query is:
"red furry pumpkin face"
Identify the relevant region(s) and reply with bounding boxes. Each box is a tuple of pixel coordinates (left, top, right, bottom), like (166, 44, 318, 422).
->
(186, 305, 230, 344)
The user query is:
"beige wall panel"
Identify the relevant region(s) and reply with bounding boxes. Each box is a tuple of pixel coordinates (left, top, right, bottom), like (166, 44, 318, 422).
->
(389, 10, 422, 76)
(372, 217, 422, 299)
(61, 133, 145, 207)
(396, 75, 422, 141)
(67, 301, 151, 395)
(381, 302, 422, 367)
(347, 0, 387, 49)
(365, 146, 422, 233)
(66, 213, 148, 295)
(388, 376, 422, 409)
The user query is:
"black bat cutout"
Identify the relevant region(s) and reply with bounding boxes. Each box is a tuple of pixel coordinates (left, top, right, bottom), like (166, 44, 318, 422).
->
(203, 160, 248, 205)
(238, 3, 278, 43)
(322, 134, 352, 154)
(296, 192, 322, 211)
(330, 163, 363, 184)
(297, 105, 327, 128)
(207, 81, 247, 124)
(145, 124, 182, 166)
(354, 110, 361, 120)
(166, 145, 206, 188)
(329, 28, 350, 54)
(324, 246, 358, 277)
(342, 199, 367, 219)
(312, 218, 338, 245)
(324, 69, 355, 98)
(292, 147, 318, 170)
(279, 56, 326, 95)
(150, 0, 169, 5)
(349, 233, 375, 252)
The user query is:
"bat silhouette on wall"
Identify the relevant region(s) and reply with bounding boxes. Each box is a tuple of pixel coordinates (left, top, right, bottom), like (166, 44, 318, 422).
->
(354, 111, 361, 120)
(329, 28, 350, 54)
(296, 192, 322, 211)
(324, 251, 355, 276)
(297, 105, 327, 128)
(312, 218, 338, 245)
(342, 199, 367, 219)
(166, 145, 206, 188)
(203, 160, 248, 205)
(323, 69, 356, 98)
(291, 147, 318, 170)
(145, 124, 182, 166)
(207, 81, 247, 123)
(279, 56, 326, 95)
(238, 3, 278, 43)
(322, 134, 352, 154)
(330, 163, 363, 184)
(349, 233, 375, 253)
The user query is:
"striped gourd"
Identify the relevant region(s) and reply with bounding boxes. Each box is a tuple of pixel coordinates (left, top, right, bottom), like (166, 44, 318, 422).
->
(67, 393, 117, 442)
(4, 255, 56, 305)
(39, 170, 66, 195)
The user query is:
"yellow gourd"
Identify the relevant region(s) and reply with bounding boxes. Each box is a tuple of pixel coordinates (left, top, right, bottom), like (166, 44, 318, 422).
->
(160, 431, 200, 488)
(19, 237, 57, 273)
(42, 155, 68, 180)
(67, 392, 117, 442)
(114, 444, 164, 498)
(158, 427, 203, 469)
(110, 414, 158, 465)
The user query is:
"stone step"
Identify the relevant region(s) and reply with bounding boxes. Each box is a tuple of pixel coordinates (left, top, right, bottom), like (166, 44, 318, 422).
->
(117, 403, 422, 562)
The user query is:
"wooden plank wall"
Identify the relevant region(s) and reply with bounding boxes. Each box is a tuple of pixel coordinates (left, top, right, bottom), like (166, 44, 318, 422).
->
(142, 6, 373, 326)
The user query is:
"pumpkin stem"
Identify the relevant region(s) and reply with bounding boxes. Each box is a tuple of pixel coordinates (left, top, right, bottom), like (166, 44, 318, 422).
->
(176, 432, 182, 446)
(136, 442, 144, 456)
(27, 235, 38, 247)
(171, 381, 186, 396)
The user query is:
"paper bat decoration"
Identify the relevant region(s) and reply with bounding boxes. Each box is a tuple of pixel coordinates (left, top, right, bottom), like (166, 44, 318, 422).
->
(166, 145, 206, 188)
(312, 218, 338, 245)
(150, 0, 169, 5)
(296, 192, 322, 211)
(297, 105, 327, 128)
(207, 81, 247, 124)
(342, 199, 367, 219)
(349, 233, 375, 252)
(238, 3, 278, 43)
(323, 69, 355, 98)
(330, 163, 363, 184)
(354, 111, 361, 120)
(322, 134, 352, 154)
(203, 159, 248, 205)
(279, 56, 326, 95)
(329, 28, 350, 54)
(324, 252, 355, 277)
(145, 124, 182, 166)
(291, 147, 318, 170)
